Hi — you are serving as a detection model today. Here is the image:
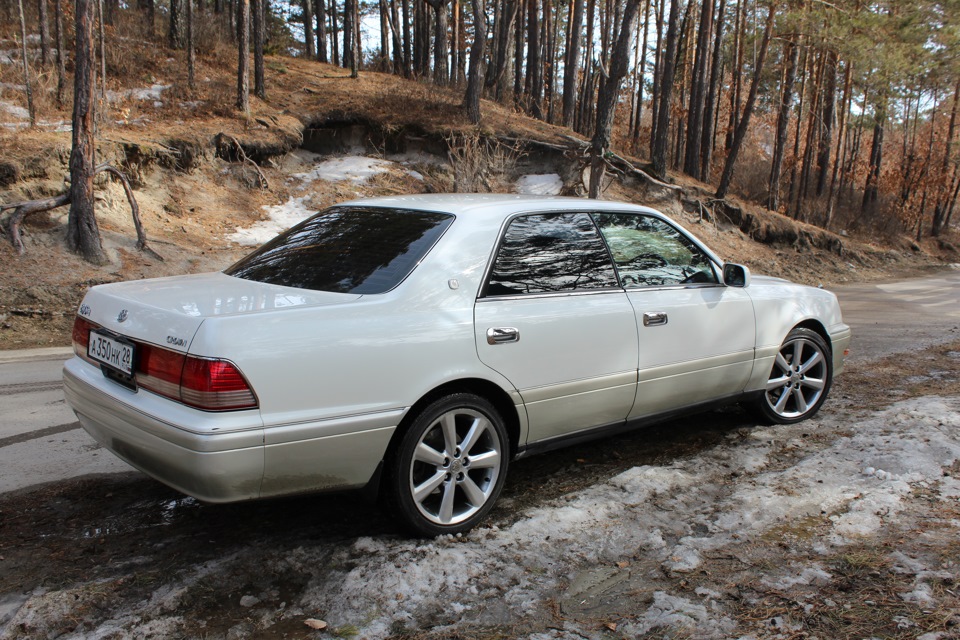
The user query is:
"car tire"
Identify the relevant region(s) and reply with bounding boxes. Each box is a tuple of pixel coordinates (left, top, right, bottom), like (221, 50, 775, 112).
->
(385, 393, 509, 536)
(754, 327, 833, 425)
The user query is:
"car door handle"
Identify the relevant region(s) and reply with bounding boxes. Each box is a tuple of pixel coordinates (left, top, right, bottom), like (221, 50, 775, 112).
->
(487, 327, 520, 345)
(643, 312, 668, 327)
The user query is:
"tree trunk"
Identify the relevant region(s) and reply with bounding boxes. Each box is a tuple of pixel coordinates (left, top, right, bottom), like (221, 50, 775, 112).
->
(861, 103, 885, 216)
(330, 0, 340, 66)
(316, 0, 328, 62)
(187, 0, 195, 89)
(352, 0, 361, 76)
(425, 0, 450, 85)
(562, 0, 585, 128)
(513, 0, 525, 107)
(68, 0, 106, 264)
(815, 47, 838, 196)
(38, 0, 50, 67)
(650, 0, 680, 180)
(825, 59, 853, 227)
(630, 0, 651, 144)
(932, 78, 960, 236)
(725, 0, 745, 151)
(525, 0, 542, 118)
(16, 0, 35, 127)
(464, 0, 487, 123)
(388, 0, 402, 71)
(304, 0, 316, 57)
(170, 0, 186, 49)
(589, 0, 641, 197)
(767, 36, 799, 212)
(715, 1, 774, 200)
(699, 0, 725, 179)
(252, 0, 264, 97)
(236, 0, 249, 113)
(342, 0, 354, 70)
(401, 0, 410, 74)
(54, 0, 66, 106)
(682, 0, 713, 180)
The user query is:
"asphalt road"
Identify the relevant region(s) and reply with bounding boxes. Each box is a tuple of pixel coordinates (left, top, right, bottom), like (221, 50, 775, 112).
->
(1, 266, 957, 497)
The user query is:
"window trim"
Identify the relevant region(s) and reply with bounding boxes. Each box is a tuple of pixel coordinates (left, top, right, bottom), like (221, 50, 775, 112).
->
(478, 210, 622, 299)
(478, 209, 725, 299)
(224, 205, 456, 296)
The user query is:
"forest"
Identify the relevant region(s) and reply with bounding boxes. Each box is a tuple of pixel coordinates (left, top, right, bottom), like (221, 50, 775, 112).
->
(0, 0, 958, 249)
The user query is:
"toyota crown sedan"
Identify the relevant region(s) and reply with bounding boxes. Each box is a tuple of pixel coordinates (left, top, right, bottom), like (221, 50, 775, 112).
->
(64, 195, 850, 536)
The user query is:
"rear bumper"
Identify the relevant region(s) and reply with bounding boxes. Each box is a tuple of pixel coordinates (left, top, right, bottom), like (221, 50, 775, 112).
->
(63, 357, 399, 502)
(63, 358, 265, 502)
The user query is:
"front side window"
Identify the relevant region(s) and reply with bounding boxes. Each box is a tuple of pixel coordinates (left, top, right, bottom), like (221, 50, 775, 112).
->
(593, 213, 718, 288)
(484, 213, 618, 296)
(225, 207, 454, 294)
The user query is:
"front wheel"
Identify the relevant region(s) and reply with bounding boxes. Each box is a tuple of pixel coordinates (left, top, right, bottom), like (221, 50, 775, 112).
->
(385, 393, 509, 536)
(754, 327, 833, 424)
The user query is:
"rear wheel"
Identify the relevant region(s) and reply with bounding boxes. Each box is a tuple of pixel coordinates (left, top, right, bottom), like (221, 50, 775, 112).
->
(755, 327, 832, 424)
(385, 393, 509, 536)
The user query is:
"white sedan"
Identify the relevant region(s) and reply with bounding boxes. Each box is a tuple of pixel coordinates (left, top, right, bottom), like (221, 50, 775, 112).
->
(64, 195, 850, 535)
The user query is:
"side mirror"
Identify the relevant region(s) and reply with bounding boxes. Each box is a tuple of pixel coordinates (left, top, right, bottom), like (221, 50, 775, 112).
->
(722, 263, 751, 288)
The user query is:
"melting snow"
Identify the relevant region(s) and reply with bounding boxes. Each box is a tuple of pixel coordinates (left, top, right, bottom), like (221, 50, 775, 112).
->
(107, 84, 171, 103)
(516, 173, 563, 195)
(231, 154, 421, 245)
(229, 196, 314, 246)
(293, 156, 394, 184)
(5, 397, 959, 638)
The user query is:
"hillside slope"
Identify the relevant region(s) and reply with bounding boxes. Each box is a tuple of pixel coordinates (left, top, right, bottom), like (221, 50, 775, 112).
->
(0, 53, 954, 350)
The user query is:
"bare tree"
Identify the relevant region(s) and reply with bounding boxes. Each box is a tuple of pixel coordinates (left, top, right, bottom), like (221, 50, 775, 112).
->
(170, 0, 186, 49)
(589, 0, 641, 197)
(237, 0, 250, 113)
(55, 0, 66, 106)
(253, 0, 265, 98)
(464, 0, 486, 123)
(715, 1, 775, 200)
(650, 0, 680, 180)
(16, 0, 35, 127)
(187, 0, 195, 89)
(68, 0, 106, 264)
(38, 0, 50, 66)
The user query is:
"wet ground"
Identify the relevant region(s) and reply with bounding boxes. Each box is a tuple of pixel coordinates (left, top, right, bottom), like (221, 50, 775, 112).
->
(0, 406, 750, 638)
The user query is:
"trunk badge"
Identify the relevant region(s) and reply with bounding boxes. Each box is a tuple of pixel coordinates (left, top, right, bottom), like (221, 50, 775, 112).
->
(117, 310, 129, 323)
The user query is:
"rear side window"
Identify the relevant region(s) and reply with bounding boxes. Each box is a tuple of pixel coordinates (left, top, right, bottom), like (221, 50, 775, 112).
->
(484, 213, 618, 296)
(225, 207, 454, 294)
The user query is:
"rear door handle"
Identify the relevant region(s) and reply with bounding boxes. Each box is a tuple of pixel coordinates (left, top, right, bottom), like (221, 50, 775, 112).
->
(486, 327, 520, 344)
(643, 312, 668, 327)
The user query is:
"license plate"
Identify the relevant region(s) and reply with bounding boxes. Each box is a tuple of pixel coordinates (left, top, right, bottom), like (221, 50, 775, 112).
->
(88, 331, 135, 376)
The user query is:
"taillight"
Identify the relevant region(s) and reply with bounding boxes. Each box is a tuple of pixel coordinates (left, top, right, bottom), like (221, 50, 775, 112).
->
(72, 316, 95, 357)
(73, 317, 257, 412)
(179, 358, 258, 410)
(136, 344, 257, 411)
(136, 343, 186, 401)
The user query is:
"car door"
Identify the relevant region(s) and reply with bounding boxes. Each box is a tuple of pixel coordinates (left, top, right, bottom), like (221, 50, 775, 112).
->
(592, 213, 757, 418)
(474, 212, 639, 444)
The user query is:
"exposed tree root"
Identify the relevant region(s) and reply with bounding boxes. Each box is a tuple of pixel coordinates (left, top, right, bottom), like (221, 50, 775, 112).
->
(2, 164, 162, 260)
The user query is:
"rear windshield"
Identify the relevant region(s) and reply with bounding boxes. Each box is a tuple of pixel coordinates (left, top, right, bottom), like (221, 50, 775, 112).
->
(224, 207, 454, 294)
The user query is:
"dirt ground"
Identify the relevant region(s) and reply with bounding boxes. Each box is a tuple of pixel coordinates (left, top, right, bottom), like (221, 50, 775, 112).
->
(1, 338, 958, 639)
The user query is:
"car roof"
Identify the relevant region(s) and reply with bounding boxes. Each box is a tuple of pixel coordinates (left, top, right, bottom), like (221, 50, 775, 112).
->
(336, 194, 665, 220)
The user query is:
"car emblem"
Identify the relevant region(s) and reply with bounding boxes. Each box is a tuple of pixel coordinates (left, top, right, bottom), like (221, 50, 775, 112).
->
(117, 310, 128, 323)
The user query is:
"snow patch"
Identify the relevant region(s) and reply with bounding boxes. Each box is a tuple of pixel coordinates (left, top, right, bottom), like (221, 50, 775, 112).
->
(107, 84, 171, 103)
(229, 196, 314, 246)
(515, 173, 563, 196)
(293, 155, 394, 184)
